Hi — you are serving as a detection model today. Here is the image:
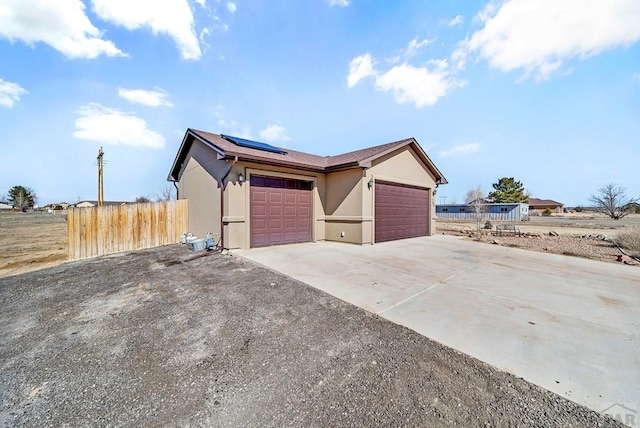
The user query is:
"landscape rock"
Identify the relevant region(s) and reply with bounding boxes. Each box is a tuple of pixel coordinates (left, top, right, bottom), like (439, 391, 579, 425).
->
(617, 254, 638, 265)
(549, 231, 559, 237)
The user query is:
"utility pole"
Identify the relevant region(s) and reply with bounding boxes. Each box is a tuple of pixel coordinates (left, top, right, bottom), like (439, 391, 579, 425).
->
(97, 147, 104, 206)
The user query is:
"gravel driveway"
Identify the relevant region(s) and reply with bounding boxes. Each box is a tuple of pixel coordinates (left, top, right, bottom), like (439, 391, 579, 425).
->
(0, 245, 624, 427)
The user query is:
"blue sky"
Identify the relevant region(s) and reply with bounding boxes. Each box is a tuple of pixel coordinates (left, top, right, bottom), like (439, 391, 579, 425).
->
(0, 0, 638, 206)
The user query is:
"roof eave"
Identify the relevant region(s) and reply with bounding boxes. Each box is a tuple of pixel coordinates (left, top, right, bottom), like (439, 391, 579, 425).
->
(222, 152, 326, 173)
(167, 129, 225, 181)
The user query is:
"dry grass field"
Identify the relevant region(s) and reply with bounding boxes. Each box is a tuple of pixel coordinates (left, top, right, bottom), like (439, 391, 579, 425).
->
(0, 212, 68, 278)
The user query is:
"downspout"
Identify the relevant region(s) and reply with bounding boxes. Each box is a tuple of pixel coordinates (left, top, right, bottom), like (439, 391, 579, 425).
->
(173, 181, 179, 200)
(219, 156, 239, 250)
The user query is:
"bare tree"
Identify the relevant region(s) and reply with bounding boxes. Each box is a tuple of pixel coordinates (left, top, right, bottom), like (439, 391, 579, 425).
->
(135, 196, 152, 203)
(465, 185, 486, 231)
(155, 186, 175, 202)
(589, 183, 638, 220)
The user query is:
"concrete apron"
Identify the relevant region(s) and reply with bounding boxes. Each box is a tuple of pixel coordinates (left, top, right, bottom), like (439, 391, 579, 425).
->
(233, 235, 640, 417)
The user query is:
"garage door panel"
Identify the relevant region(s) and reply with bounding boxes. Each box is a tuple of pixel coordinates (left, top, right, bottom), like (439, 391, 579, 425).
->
(269, 193, 282, 203)
(250, 175, 313, 248)
(375, 182, 428, 243)
(252, 190, 267, 203)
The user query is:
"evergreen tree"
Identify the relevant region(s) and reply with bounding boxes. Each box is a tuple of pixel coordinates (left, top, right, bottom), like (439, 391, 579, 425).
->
(8, 185, 37, 210)
(488, 177, 528, 203)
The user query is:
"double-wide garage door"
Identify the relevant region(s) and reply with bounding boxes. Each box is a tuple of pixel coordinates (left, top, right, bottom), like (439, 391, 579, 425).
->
(375, 182, 429, 243)
(250, 175, 312, 248)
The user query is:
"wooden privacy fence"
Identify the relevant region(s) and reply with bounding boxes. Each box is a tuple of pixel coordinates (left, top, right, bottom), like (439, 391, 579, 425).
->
(68, 200, 188, 261)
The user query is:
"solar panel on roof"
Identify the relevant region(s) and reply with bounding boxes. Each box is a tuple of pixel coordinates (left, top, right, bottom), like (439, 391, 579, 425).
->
(221, 134, 287, 155)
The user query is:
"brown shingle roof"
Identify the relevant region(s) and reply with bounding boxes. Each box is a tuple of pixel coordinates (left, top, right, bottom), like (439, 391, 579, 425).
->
(529, 198, 563, 206)
(168, 129, 447, 184)
(324, 138, 413, 169)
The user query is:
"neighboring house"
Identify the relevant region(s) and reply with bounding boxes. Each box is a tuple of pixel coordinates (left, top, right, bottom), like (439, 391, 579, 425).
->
(75, 201, 128, 208)
(623, 202, 640, 214)
(0, 202, 13, 210)
(529, 198, 564, 214)
(436, 203, 529, 221)
(167, 129, 447, 249)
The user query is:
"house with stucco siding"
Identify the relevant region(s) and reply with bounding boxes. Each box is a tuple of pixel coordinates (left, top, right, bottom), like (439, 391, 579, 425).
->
(167, 129, 447, 249)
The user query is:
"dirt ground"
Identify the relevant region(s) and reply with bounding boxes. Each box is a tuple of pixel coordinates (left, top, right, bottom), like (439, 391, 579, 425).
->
(436, 214, 640, 266)
(0, 212, 67, 278)
(0, 245, 624, 427)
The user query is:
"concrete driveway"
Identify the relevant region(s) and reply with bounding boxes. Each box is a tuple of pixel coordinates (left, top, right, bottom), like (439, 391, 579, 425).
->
(234, 235, 640, 416)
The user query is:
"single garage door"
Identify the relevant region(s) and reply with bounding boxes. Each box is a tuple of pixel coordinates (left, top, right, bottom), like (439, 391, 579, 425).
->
(375, 182, 429, 243)
(250, 175, 312, 248)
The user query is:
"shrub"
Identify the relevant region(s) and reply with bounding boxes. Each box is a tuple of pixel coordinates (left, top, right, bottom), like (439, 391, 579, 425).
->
(542, 208, 552, 216)
(484, 220, 493, 230)
(616, 229, 640, 257)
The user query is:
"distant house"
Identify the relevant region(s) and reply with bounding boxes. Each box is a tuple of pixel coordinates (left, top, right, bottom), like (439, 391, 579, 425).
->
(623, 202, 640, 214)
(75, 201, 128, 208)
(436, 203, 529, 221)
(0, 202, 13, 210)
(529, 198, 564, 214)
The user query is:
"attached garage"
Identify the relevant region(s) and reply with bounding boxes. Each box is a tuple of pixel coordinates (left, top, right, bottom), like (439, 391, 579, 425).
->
(250, 175, 313, 248)
(374, 182, 429, 243)
(168, 129, 447, 249)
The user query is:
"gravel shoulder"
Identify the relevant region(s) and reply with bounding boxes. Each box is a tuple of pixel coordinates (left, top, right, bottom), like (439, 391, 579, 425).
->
(436, 218, 639, 266)
(0, 244, 624, 427)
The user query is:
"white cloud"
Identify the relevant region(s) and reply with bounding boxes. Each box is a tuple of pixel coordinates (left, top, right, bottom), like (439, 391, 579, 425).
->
(375, 62, 462, 108)
(458, 0, 640, 80)
(396, 37, 431, 62)
(438, 143, 481, 158)
(226, 2, 237, 13)
(91, 0, 202, 60)
(74, 104, 165, 149)
(388, 37, 432, 64)
(348, 48, 464, 107)
(118, 88, 173, 107)
(327, 0, 350, 7)
(448, 15, 464, 27)
(0, 0, 124, 59)
(217, 119, 252, 140)
(0, 78, 28, 108)
(347, 53, 376, 88)
(259, 125, 291, 143)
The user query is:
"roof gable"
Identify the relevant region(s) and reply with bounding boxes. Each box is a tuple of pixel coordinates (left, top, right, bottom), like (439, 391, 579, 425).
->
(168, 129, 447, 184)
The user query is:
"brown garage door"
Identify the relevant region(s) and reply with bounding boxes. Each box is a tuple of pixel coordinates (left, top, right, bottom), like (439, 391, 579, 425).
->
(250, 175, 312, 248)
(375, 182, 429, 243)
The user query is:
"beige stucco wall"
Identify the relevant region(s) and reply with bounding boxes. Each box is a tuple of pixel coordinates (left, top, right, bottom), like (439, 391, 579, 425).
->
(324, 169, 367, 244)
(176, 139, 227, 240)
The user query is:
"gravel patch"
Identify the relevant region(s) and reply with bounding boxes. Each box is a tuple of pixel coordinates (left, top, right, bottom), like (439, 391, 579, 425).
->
(0, 244, 625, 427)
(439, 227, 637, 266)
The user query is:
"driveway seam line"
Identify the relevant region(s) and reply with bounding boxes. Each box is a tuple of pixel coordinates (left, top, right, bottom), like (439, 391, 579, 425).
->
(376, 247, 511, 315)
